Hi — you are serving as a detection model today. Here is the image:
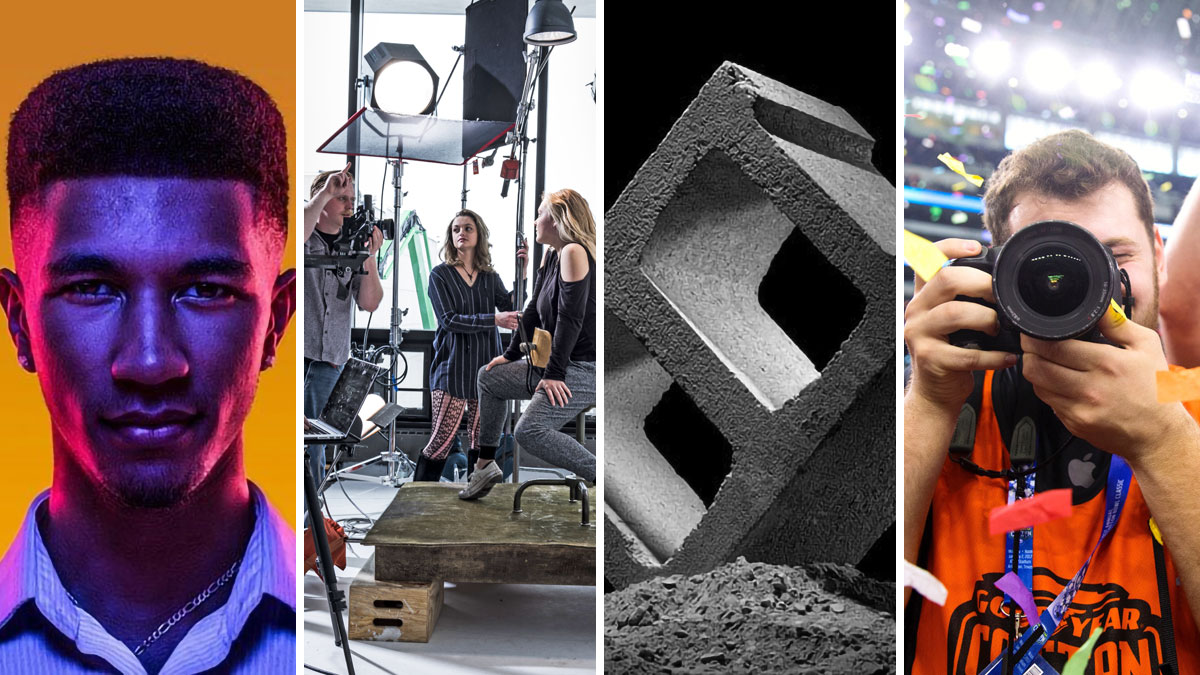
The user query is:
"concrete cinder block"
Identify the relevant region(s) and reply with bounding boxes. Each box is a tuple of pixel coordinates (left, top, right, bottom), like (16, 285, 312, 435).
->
(604, 62, 895, 589)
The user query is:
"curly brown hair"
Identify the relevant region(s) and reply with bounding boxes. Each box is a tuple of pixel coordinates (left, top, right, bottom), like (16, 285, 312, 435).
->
(982, 129, 1155, 246)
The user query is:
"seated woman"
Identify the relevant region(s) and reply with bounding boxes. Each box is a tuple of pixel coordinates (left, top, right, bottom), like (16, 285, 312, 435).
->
(460, 188, 597, 499)
(414, 209, 523, 481)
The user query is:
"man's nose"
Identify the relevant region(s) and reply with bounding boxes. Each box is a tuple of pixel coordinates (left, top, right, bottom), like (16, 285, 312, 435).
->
(110, 295, 189, 385)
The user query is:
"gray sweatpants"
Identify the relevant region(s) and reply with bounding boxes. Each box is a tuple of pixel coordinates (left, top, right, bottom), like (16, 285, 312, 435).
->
(477, 359, 596, 482)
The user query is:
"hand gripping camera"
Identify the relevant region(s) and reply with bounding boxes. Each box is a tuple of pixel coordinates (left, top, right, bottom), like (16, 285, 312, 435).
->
(948, 220, 1132, 352)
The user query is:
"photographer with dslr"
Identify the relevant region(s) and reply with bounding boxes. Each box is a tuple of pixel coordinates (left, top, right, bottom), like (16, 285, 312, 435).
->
(304, 164, 383, 482)
(905, 130, 1200, 673)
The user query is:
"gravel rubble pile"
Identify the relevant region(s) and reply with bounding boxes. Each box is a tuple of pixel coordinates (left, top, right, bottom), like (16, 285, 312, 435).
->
(605, 557, 895, 674)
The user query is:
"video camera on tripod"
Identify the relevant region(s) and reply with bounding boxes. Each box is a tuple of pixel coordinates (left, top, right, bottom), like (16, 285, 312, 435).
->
(306, 194, 395, 273)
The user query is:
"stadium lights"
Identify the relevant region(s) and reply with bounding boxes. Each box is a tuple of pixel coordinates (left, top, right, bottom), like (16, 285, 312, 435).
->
(972, 40, 1011, 79)
(1078, 60, 1122, 100)
(1130, 67, 1184, 111)
(1024, 47, 1073, 93)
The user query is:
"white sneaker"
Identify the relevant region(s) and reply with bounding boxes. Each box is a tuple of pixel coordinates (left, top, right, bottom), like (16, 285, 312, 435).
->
(458, 461, 503, 500)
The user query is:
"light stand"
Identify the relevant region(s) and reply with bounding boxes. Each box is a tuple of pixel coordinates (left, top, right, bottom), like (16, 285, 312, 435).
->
(381, 158, 415, 486)
(504, 41, 562, 482)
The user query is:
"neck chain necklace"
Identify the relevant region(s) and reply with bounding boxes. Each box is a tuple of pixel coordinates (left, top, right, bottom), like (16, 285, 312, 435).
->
(67, 557, 242, 657)
(462, 264, 477, 283)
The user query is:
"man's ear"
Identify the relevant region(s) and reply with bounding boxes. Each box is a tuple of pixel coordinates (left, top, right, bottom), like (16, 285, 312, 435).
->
(261, 269, 297, 371)
(1154, 224, 1168, 291)
(0, 270, 35, 372)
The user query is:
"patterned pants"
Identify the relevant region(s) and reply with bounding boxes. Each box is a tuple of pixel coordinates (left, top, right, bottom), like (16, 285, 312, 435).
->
(420, 389, 480, 460)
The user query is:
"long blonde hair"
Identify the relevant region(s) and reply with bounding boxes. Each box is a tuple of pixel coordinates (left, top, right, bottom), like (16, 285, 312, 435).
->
(544, 188, 596, 258)
(441, 209, 494, 272)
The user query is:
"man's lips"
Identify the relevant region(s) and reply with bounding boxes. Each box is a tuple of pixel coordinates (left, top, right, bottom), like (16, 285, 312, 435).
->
(101, 409, 200, 446)
(104, 409, 197, 426)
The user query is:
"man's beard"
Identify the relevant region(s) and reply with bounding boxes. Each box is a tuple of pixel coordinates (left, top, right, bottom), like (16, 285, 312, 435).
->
(104, 460, 204, 509)
(1133, 266, 1160, 332)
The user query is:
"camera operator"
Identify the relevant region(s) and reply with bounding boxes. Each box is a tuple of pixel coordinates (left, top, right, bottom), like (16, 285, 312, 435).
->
(905, 130, 1200, 673)
(304, 163, 384, 482)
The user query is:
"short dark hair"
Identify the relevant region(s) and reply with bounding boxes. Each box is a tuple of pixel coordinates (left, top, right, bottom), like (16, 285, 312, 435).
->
(7, 57, 288, 249)
(983, 129, 1154, 245)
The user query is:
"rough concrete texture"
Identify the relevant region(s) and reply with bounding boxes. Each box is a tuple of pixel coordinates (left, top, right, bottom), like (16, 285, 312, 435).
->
(604, 62, 895, 589)
(605, 557, 895, 674)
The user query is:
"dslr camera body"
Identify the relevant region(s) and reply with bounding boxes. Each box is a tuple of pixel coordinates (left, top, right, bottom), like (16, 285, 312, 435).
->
(948, 220, 1132, 352)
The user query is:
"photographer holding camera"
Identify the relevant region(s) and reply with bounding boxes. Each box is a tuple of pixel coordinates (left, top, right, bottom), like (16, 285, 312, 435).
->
(905, 130, 1200, 673)
(304, 164, 383, 482)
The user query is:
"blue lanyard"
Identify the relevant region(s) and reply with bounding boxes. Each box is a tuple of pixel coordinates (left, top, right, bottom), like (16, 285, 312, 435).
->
(981, 455, 1132, 675)
(1005, 470, 1036, 614)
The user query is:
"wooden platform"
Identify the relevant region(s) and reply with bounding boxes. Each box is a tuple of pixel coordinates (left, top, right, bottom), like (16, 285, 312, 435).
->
(362, 482, 596, 586)
(348, 555, 443, 643)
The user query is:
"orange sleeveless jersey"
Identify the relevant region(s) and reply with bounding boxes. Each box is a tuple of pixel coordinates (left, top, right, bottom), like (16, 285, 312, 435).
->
(912, 369, 1200, 675)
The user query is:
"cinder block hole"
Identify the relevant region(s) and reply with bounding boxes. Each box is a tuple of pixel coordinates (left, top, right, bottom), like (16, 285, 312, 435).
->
(372, 618, 404, 627)
(641, 150, 829, 410)
(855, 521, 895, 582)
(643, 382, 733, 507)
(374, 600, 404, 609)
(759, 227, 865, 370)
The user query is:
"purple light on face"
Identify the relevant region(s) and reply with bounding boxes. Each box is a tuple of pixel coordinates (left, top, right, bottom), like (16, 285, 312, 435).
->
(1007, 8, 1031, 23)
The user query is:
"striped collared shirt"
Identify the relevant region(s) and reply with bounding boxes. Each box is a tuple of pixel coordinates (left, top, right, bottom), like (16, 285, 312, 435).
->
(428, 263, 513, 399)
(0, 485, 295, 674)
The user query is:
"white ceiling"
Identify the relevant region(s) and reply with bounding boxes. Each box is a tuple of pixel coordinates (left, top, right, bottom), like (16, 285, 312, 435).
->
(303, 0, 596, 17)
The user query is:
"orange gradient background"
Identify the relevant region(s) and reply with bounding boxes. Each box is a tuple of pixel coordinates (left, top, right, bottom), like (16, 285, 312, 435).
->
(0, 0, 297, 548)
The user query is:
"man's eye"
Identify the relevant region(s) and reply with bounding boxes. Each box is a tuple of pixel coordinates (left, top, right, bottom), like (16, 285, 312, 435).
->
(66, 281, 118, 299)
(178, 283, 235, 302)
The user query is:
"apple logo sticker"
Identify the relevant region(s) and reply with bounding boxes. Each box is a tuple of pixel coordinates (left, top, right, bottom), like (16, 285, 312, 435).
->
(1068, 452, 1097, 489)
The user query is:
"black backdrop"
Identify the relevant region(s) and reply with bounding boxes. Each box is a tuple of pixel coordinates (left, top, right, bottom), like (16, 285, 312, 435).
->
(604, 6, 898, 209)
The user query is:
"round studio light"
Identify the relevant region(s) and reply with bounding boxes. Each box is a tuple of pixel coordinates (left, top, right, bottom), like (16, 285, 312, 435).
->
(524, 0, 577, 46)
(375, 61, 436, 115)
(364, 42, 439, 115)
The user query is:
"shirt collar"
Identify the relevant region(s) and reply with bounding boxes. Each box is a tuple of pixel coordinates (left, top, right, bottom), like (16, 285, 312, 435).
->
(0, 482, 294, 641)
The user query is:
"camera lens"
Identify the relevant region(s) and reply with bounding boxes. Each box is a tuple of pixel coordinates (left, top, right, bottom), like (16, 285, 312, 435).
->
(1016, 244, 1090, 317)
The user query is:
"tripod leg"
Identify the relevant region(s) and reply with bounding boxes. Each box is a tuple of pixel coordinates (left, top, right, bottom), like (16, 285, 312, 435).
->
(304, 454, 356, 675)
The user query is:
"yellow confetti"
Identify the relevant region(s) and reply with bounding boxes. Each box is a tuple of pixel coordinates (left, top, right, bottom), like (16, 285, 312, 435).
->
(950, 181, 968, 192)
(1161, 181, 1174, 192)
(904, 230, 950, 282)
(937, 153, 984, 187)
(1149, 517, 1163, 545)
(1062, 628, 1103, 675)
(1108, 298, 1127, 327)
(1157, 366, 1200, 403)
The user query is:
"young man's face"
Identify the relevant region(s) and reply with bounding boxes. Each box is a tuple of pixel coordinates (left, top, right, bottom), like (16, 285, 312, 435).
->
(1006, 181, 1165, 330)
(3, 176, 292, 508)
(319, 176, 355, 230)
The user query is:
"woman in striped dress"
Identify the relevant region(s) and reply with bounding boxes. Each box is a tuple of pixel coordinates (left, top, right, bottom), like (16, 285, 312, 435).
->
(413, 209, 524, 481)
